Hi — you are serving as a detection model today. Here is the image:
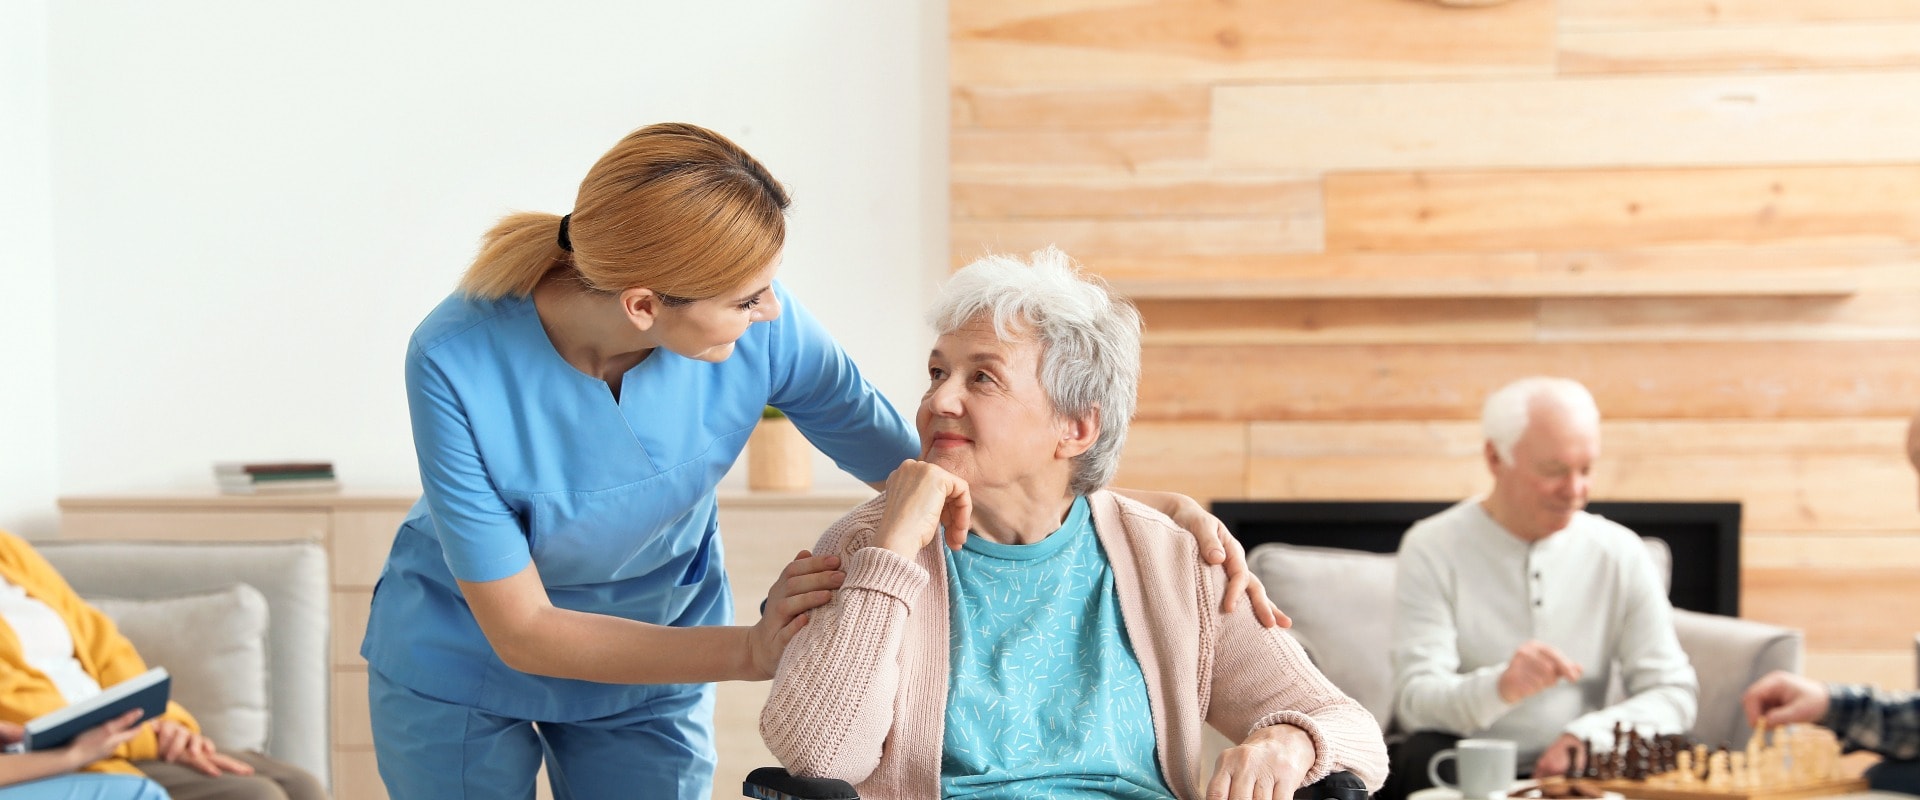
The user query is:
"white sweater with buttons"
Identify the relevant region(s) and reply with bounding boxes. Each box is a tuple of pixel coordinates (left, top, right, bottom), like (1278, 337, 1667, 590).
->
(1390, 499, 1698, 759)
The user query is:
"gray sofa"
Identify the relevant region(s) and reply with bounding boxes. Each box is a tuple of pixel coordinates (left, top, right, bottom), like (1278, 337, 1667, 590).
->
(38, 539, 331, 790)
(1249, 540, 1803, 749)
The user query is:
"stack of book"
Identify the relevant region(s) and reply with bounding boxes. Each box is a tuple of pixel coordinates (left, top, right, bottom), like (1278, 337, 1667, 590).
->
(213, 461, 339, 495)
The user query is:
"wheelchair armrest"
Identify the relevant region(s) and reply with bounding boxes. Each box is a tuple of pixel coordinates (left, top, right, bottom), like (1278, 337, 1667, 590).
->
(1299, 769, 1370, 800)
(743, 767, 860, 800)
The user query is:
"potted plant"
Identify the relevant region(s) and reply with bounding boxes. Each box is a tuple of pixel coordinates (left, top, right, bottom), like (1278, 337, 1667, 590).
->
(747, 406, 812, 492)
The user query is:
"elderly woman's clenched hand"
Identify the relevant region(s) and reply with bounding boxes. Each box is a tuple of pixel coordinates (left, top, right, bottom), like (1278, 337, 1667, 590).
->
(873, 460, 972, 558)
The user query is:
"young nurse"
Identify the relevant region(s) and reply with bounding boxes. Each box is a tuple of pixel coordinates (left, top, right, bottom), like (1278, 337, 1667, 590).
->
(361, 122, 1283, 799)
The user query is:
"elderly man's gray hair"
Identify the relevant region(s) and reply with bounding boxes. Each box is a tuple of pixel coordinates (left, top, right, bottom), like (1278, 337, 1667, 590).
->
(932, 247, 1142, 495)
(1482, 377, 1601, 465)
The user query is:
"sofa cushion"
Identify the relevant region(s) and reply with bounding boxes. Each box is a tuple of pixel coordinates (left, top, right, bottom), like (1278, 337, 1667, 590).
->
(1247, 542, 1399, 731)
(92, 584, 270, 752)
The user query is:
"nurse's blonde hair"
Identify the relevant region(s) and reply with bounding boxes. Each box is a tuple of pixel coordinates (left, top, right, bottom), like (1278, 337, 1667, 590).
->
(460, 123, 789, 301)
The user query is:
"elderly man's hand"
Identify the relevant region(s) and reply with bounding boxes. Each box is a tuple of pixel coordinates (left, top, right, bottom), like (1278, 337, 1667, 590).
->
(1498, 641, 1582, 703)
(874, 460, 970, 558)
(1208, 723, 1316, 800)
(1743, 670, 1830, 726)
(1534, 733, 1584, 780)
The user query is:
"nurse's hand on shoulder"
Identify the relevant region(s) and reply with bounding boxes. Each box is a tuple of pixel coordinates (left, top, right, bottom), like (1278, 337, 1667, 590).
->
(1115, 488, 1290, 629)
(747, 549, 846, 679)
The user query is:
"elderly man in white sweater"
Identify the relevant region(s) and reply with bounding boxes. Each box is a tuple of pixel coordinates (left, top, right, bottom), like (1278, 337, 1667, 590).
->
(1380, 377, 1698, 800)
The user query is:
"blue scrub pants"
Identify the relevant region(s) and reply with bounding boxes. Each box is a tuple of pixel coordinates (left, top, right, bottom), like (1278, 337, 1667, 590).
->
(0, 775, 167, 800)
(369, 668, 717, 800)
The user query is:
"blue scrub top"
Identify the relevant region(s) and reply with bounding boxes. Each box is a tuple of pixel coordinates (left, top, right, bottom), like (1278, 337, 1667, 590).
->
(362, 280, 918, 720)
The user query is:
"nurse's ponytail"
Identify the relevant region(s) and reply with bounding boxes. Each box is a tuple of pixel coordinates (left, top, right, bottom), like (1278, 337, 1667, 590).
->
(460, 212, 570, 299)
(459, 123, 790, 300)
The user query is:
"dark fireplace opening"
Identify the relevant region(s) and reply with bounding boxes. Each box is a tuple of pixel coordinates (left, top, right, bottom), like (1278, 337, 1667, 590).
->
(1211, 500, 1743, 617)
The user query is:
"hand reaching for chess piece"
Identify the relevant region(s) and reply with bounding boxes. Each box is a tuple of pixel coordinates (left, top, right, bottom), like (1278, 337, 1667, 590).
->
(1498, 640, 1584, 703)
(1742, 671, 1830, 726)
(1535, 733, 1585, 782)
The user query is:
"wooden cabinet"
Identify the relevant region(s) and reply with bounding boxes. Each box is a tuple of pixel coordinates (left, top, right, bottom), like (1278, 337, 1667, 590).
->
(58, 490, 870, 800)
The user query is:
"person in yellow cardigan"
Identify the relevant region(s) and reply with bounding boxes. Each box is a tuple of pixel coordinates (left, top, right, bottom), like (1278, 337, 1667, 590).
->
(0, 531, 323, 800)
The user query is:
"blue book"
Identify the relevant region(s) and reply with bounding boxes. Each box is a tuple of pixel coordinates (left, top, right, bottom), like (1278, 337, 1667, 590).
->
(12, 667, 170, 752)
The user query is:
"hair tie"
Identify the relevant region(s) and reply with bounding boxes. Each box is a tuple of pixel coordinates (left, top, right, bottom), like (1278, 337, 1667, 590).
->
(557, 214, 574, 252)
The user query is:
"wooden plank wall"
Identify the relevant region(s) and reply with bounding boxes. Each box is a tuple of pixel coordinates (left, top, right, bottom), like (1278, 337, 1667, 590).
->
(952, 0, 1920, 690)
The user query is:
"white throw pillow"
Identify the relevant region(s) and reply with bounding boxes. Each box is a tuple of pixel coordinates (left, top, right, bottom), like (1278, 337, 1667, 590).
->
(91, 584, 270, 752)
(1247, 543, 1399, 732)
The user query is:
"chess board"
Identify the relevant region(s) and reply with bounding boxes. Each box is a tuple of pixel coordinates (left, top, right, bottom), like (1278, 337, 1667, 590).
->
(1594, 775, 1868, 800)
(1572, 722, 1865, 800)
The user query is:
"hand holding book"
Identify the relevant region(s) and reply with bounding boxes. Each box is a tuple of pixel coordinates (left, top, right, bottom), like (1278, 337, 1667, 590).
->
(55, 709, 148, 771)
(0, 709, 146, 785)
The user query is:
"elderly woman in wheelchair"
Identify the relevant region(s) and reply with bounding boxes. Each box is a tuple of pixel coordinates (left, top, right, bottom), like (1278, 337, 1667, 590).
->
(757, 249, 1388, 800)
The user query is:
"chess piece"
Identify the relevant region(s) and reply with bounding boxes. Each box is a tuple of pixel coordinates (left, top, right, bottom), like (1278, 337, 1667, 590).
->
(1730, 753, 1748, 789)
(1707, 751, 1730, 790)
(1675, 750, 1695, 786)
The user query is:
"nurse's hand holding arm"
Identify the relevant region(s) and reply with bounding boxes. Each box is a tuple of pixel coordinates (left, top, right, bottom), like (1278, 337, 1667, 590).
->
(460, 549, 845, 683)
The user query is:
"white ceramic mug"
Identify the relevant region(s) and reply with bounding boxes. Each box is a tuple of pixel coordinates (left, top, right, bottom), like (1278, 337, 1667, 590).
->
(1428, 738, 1518, 800)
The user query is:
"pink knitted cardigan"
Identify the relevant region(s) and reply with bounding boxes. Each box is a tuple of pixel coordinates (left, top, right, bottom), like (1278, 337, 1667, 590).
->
(760, 491, 1389, 799)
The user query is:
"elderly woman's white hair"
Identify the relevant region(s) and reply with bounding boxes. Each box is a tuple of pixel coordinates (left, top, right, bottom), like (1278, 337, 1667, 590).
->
(1482, 377, 1601, 465)
(932, 247, 1141, 495)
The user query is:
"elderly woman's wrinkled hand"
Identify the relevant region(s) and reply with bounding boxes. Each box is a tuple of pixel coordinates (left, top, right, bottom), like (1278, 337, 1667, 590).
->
(1208, 723, 1317, 800)
(874, 460, 971, 558)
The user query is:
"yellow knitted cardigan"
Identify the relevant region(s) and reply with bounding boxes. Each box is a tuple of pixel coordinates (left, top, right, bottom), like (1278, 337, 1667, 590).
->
(0, 530, 199, 775)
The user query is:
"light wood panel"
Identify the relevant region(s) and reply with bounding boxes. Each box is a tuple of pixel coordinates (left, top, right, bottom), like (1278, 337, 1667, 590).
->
(1746, 568, 1920, 649)
(1539, 292, 1920, 342)
(1133, 291, 1918, 345)
(1804, 652, 1917, 692)
(952, 85, 1208, 129)
(1535, 248, 1920, 290)
(953, 175, 1317, 219)
(59, 509, 328, 541)
(1245, 418, 1920, 532)
(333, 750, 388, 800)
(953, 217, 1321, 260)
(1112, 421, 1249, 505)
(1076, 248, 1905, 298)
(952, 0, 1554, 85)
(1218, 73, 1920, 171)
(1560, 1, 1920, 32)
(1324, 166, 1920, 252)
(332, 670, 371, 749)
(1138, 298, 1535, 346)
(952, 128, 1207, 174)
(1141, 342, 1920, 421)
(956, 0, 1920, 695)
(1746, 534, 1920, 569)
(332, 589, 371, 667)
(1253, 419, 1911, 457)
(1560, 23, 1920, 74)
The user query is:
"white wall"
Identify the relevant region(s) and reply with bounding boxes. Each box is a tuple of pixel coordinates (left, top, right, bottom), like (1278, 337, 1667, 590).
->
(11, 0, 945, 520)
(0, 0, 59, 537)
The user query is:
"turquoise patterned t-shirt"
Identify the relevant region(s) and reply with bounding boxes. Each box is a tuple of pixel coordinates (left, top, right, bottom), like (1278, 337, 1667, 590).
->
(940, 495, 1177, 800)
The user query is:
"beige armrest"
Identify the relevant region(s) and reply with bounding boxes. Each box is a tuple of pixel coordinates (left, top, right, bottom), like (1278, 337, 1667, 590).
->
(1673, 609, 1803, 748)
